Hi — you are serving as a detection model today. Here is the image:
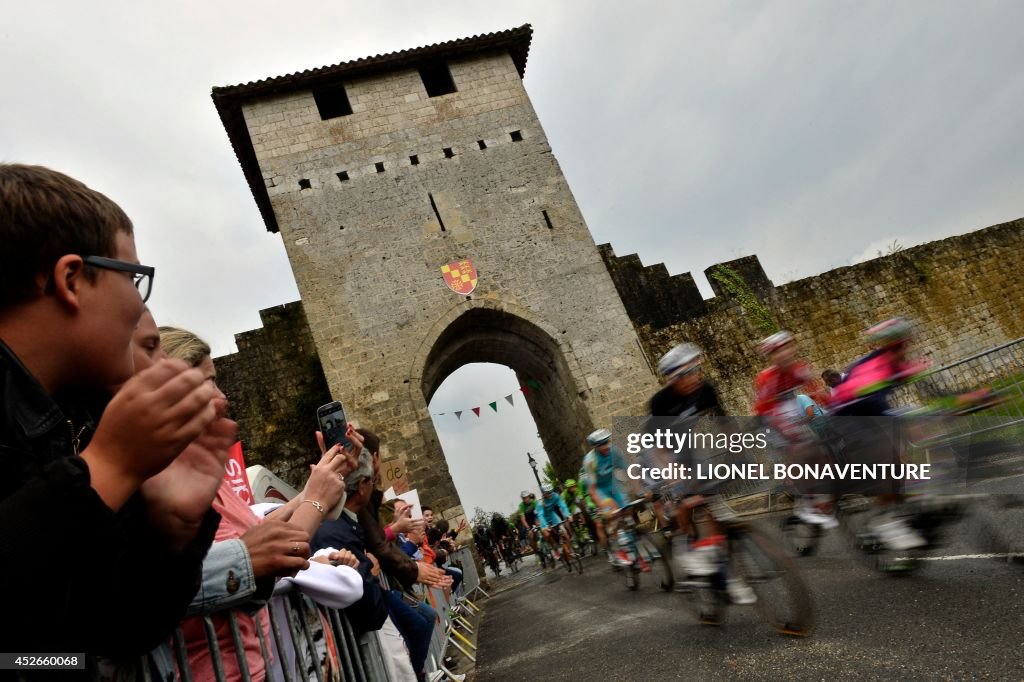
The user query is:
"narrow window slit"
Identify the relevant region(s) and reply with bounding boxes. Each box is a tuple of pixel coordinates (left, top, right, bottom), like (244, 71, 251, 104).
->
(542, 210, 553, 230)
(428, 193, 446, 232)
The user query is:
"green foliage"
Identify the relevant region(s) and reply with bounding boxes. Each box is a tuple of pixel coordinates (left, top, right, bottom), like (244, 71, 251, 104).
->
(542, 461, 559, 489)
(710, 265, 779, 334)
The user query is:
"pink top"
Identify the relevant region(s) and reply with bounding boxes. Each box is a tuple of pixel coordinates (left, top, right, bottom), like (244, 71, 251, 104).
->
(181, 480, 271, 681)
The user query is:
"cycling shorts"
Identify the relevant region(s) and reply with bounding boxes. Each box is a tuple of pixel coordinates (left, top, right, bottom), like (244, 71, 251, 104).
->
(595, 486, 628, 510)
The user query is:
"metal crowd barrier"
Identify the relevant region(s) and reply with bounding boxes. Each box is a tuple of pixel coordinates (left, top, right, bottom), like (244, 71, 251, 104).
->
(90, 557, 484, 681)
(887, 337, 1024, 460)
(889, 337, 1024, 419)
(447, 547, 488, 600)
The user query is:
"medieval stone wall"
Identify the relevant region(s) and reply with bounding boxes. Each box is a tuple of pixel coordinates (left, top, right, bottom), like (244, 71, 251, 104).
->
(603, 217, 1024, 413)
(214, 302, 332, 487)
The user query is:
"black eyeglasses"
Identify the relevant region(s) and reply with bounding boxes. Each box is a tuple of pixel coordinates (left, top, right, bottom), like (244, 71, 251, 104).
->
(82, 256, 155, 302)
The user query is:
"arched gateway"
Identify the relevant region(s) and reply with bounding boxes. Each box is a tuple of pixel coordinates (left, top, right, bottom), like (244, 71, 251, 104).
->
(213, 25, 656, 520)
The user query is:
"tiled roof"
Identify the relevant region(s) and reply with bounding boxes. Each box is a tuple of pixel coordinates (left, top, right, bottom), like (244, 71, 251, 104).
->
(212, 25, 534, 233)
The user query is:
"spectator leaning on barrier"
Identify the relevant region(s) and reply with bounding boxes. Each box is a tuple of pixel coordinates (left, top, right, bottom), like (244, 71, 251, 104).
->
(310, 448, 389, 633)
(0, 164, 234, 656)
(161, 326, 355, 681)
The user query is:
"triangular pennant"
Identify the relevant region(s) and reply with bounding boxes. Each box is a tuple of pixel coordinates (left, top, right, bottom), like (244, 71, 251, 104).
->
(504, 394, 514, 406)
(520, 385, 530, 394)
(488, 401, 497, 412)
(454, 411, 462, 420)
(526, 378, 541, 390)
(472, 407, 481, 417)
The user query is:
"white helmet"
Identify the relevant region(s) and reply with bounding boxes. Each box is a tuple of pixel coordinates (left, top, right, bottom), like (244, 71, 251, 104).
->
(540, 483, 554, 494)
(657, 343, 702, 379)
(757, 330, 795, 356)
(587, 428, 612, 446)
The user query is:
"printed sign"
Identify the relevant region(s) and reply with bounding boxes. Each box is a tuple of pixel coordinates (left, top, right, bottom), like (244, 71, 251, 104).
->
(224, 441, 255, 505)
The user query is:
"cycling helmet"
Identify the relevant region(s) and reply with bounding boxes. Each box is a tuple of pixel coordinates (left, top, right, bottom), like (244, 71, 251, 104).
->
(586, 428, 612, 447)
(657, 343, 702, 378)
(520, 490, 532, 499)
(564, 478, 577, 489)
(757, 330, 795, 356)
(864, 317, 913, 347)
(540, 483, 554, 494)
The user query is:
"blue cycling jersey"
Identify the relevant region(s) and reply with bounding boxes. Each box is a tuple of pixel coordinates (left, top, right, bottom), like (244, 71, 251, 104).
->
(535, 493, 570, 529)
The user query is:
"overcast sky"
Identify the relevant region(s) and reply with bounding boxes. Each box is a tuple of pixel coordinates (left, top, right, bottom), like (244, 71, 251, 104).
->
(3, 1, 1022, 515)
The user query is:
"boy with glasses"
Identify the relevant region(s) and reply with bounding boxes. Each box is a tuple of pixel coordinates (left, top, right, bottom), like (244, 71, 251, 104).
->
(0, 163, 236, 656)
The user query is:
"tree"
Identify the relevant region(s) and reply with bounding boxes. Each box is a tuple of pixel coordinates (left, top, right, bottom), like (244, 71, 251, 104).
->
(472, 506, 490, 528)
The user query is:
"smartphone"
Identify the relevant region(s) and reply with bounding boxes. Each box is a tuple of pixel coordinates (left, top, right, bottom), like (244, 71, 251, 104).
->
(316, 400, 351, 450)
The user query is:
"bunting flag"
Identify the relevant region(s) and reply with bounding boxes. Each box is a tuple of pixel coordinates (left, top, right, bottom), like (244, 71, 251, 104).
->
(431, 380, 542, 419)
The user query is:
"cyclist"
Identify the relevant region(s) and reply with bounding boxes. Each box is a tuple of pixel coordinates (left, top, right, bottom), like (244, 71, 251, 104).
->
(562, 478, 596, 546)
(474, 524, 501, 576)
(536, 483, 573, 561)
(650, 342, 725, 418)
(830, 317, 932, 551)
(582, 428, 633, 566)
(753, 331, 837, 529)
(518, 491, 541, 556)
(648, 342, 755, 604)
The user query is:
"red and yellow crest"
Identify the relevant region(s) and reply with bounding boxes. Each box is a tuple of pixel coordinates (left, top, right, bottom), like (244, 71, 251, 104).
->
(440, 259, 478, 295)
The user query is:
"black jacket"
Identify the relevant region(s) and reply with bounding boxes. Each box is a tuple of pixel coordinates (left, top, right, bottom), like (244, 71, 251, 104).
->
(0, 340, 220, 657)
(311, 509, 388, 633)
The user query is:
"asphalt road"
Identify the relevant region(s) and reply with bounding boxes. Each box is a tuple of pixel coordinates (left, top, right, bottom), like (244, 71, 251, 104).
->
(474, 505, 1024, 681)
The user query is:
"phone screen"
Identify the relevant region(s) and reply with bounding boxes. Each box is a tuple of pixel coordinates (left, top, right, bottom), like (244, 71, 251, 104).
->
(317, 402, 350, 449)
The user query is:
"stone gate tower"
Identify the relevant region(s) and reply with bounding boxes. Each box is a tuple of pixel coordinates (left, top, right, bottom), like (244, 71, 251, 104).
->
(213, 25, 657, 517)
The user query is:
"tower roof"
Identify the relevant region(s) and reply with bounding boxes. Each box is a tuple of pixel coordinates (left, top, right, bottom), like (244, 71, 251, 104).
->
(212, 24, 534, 233)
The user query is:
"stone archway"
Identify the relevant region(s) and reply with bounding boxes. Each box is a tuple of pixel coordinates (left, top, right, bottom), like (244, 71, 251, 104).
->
(416, 303, 594, 484)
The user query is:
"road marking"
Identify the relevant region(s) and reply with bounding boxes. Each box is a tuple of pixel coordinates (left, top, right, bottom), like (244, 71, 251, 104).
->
(893, 552, 1023, 561)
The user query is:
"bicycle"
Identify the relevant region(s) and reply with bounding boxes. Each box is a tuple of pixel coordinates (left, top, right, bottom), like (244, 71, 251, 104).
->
(569, 511, 599, 558)
(779, 391, 1019, 573)
(676, 494, 815, 636)
(550, 520, 584, 575)
(610, 500, 673, 591)
(500, 539, 521, 573)
(532, 524, 555, 569)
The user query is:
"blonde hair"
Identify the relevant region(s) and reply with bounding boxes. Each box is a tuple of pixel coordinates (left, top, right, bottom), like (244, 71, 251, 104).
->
(159, 326, 211, 367)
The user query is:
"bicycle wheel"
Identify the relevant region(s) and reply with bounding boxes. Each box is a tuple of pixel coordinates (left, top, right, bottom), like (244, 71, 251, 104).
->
(839, 498, 921, 575)
(640, 534, 674, 591)
(624, 564, 639, 590)
(731, 528, 815, 636)
(678, 575, 726, 625)
(779, 514, 822, 557)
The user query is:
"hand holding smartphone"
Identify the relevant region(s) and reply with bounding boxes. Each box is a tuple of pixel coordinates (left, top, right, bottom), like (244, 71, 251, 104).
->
(316, 401, 351, 450)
